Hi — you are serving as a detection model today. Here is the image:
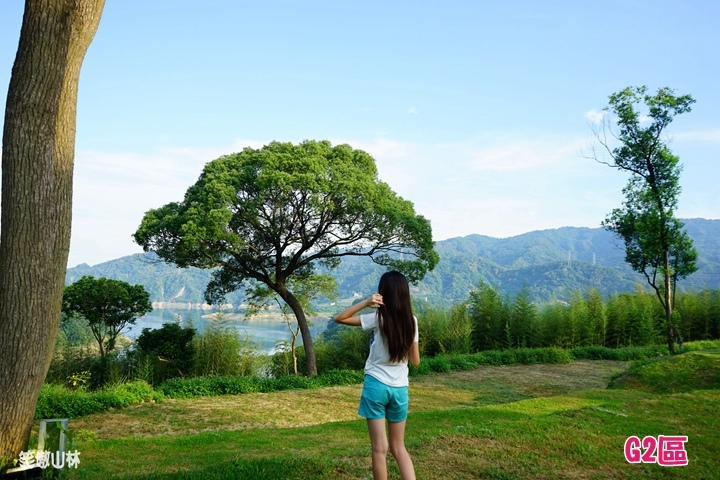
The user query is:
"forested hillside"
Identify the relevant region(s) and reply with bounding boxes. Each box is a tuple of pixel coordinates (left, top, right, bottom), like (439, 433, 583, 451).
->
(66, 218, 720, 306)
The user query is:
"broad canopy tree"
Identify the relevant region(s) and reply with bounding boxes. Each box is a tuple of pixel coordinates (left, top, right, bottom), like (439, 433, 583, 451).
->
(62, 276, 153, 359)
(134, 140, 439, 375)
(590, 86, 698, 354)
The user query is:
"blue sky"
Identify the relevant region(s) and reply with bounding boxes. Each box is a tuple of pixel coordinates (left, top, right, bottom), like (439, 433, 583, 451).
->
(2, 1, 719, 267)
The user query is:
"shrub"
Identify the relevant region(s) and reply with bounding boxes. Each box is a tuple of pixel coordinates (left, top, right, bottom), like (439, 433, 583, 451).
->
(46, 342, 97, 386)
(314, 369, 364, 386)
(135, 322, 196, 384)
(193, 317, 268, 377)
(35, 385, 104, 419)
(533, 347, 573, 364)
(446, 354, 479, 371)
(298, 328, 370, 376)
(409, 361, 431, 376)
(35, 381, 161, 419)
(472, 350, 507, 366)
(426, 355, 452, 373)
(684, 339, 720, 352)
(158, 370, 364, 399)
(418, 306, 473, 357)
(568, 346, 611, 360)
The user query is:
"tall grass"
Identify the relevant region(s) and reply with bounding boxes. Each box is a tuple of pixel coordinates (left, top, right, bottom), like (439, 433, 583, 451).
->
(193, 316, 268, 377)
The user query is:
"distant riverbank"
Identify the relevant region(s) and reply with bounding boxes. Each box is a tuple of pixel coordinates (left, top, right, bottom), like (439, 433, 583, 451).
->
(126, 308, 329, 352)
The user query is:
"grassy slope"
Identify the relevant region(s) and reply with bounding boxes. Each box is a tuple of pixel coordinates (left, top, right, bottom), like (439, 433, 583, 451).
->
(67, 358, 720, 479)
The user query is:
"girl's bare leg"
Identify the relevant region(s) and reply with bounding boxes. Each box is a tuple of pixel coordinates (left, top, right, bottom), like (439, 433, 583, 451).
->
(367, 419, 389, 480)
(388, 420, 416, 480)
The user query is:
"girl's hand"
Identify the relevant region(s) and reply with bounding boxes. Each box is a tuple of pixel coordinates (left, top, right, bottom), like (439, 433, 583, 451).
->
(368, 293, 383, 309)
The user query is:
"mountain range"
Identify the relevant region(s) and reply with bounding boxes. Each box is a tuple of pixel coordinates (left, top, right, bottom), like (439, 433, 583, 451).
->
(66, 218, 720, 307)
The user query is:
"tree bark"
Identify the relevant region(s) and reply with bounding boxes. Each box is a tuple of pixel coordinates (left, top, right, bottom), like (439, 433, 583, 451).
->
(276, 285, 318, 376)
(664, 250, 675, 354)
(0, 0, 105, 465)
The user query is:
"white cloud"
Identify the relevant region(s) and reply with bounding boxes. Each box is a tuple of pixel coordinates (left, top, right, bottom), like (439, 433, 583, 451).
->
(407, 107, 419, 115)
(584, 109, 605, 124)
(66, 133, 685, 266)
(674, 129, 720, 144)
(465, 138, 588, 172)
(69, 139, 270, 266)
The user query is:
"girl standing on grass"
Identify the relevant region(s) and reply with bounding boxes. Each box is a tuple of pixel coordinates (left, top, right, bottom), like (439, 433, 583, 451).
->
(334, 271, 420, 480)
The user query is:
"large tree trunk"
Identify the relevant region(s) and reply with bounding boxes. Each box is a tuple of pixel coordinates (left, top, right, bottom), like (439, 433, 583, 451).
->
(276, 285, 318, 376)
(0, 0, 104, 465)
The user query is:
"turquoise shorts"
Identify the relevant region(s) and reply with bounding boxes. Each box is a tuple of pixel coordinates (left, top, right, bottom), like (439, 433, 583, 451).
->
(358, 374, 409, 423)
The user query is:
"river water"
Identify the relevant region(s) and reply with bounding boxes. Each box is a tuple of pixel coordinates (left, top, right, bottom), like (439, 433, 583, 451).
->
(122, 309, 329, 353)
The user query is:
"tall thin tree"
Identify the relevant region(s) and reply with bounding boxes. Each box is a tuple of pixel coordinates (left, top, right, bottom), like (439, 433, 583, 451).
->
(588, 86, 698, 354)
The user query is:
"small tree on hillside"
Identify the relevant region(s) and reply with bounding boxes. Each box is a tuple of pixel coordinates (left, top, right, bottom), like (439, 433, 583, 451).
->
(62, 276, 152, 359)
(133, 140, 439, 376)
(588, 86, 698, 354)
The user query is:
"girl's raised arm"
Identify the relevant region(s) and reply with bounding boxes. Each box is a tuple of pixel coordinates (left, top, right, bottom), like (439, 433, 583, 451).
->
(333, 294, 383, 326)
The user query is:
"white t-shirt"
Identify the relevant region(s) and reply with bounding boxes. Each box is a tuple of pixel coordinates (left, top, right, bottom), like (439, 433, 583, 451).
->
(360, 313, 419, 387)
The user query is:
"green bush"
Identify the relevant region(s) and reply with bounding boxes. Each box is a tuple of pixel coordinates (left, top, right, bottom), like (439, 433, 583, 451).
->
(409, 360, 432, 376)
(314, 369, 364, 386)
(46, 342, 97, 386)
(570, 344, 670, 361)
(568, 346, 611, 360)
(35, 381, 161, 419)
(297, 328, 370, 376)
(683, 339, 720, 352)
(418, 306, 473, 357)
(472, 350, 507, 366)
(134, 322, 196, 384)
(446, 354, 479, 371)
(426, 355, 452, 373)
(158, 370, 364, 399)
(193, 316, 268, 377)
(533, 347, 573, 364)
(274, 375, 315, 390)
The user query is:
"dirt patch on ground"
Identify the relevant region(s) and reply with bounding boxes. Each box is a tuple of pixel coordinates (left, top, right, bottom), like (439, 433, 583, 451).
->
(70, 360, 629, 441)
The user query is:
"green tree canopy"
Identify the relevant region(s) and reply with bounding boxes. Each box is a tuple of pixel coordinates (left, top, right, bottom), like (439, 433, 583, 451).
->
(135, 323, 196, 381)
(591, 86, 698, 354)
(62, 276, 152, 358)
(133, 140, 438, 375)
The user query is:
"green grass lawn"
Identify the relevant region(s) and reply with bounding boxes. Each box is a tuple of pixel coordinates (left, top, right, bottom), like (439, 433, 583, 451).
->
(65, 355, 720, 479)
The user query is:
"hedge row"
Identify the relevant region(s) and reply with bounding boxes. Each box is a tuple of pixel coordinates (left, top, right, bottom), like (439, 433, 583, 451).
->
(35, 381, 161, 419)
(569, 339, 720, 361)
(410, 347, 573, 376)
(37, 342, 719, 418)
(158, 369, 364, 399)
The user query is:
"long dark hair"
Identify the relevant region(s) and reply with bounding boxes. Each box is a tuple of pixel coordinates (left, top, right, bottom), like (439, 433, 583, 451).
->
(377, 271, 415, 363)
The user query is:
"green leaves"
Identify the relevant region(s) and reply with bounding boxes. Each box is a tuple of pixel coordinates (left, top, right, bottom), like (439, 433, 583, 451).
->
(599, 87, 698, 284)
(62, 276, 153, 357)
(133, 139, 438, 374)
(134, 140, 438, 295)
(597, 86, 698, 353)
